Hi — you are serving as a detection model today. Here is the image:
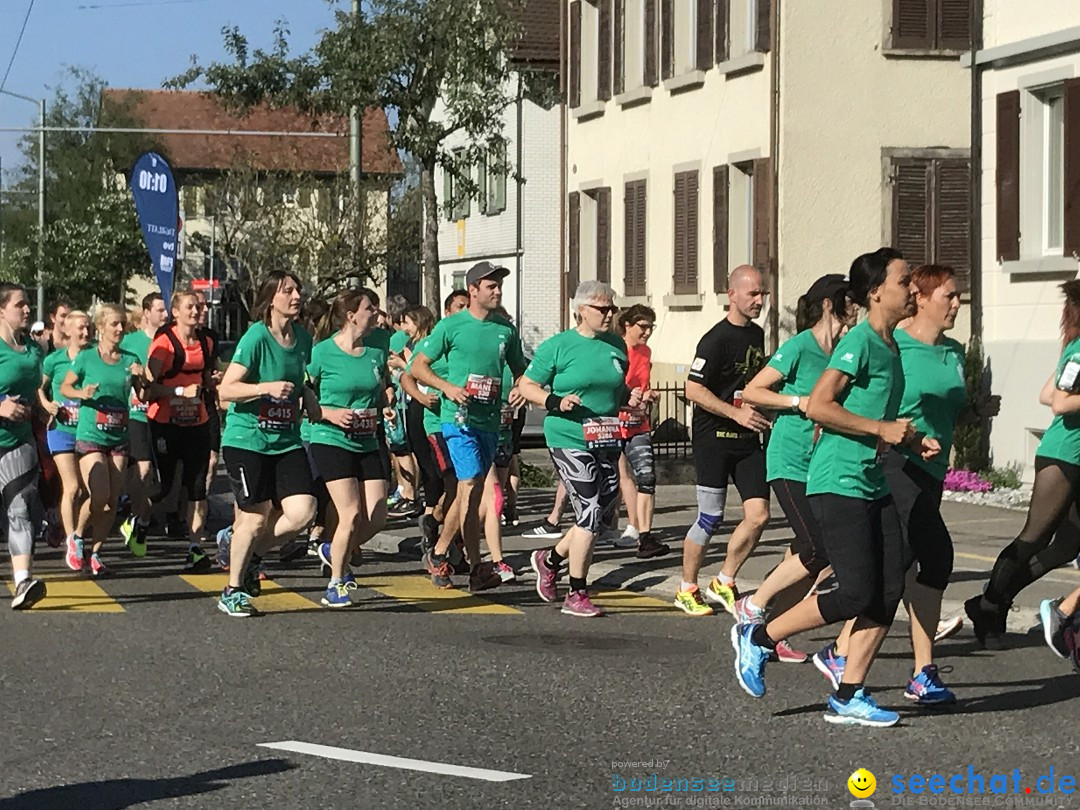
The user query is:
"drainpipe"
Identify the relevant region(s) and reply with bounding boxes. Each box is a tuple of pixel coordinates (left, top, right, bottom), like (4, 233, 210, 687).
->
(969, 0, 984, 345)
(515, 72, 525, 332)
(768, 0, 781, 350)
(559, 0, 568, 331)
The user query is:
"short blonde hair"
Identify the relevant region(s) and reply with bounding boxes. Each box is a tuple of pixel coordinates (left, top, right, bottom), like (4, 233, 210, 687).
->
(93, 304, 126, 332)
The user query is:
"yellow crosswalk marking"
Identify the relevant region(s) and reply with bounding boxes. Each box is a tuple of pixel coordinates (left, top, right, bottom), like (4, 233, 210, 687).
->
(590, 589, 671, 614)
(179, 573, 321, 612)
(354, 573, 522, 615)
(6, 572, 124, 612)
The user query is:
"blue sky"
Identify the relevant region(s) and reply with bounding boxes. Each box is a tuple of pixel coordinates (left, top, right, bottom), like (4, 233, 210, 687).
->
(0, 0, 342, 174)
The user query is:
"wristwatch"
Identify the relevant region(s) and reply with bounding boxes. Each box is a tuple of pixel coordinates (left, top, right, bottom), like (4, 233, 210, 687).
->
(790, 395, 801, 411)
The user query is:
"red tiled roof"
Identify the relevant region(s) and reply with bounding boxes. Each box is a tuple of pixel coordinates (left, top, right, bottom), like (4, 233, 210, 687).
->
(101, 89, 402, 176)
(510, 0, 560, 66)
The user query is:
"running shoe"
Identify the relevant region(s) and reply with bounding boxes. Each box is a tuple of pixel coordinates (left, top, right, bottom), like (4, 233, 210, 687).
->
(65, 535, 84, 572)
(774, 640, 809, 664)
(218, 588, 260, 617)
(824, 688, 899, 727)
(933, 615, 963, 643)
(612, 527, 638, 549)
(734, 594, 765, 625)
(813, 642, 847, 690)
(307, 537, 323, 557)
(705, 578, 739, 615)
(561, 589, 604, 617)
(502, 508, 519, 527)
(531, 549, 559, 603)
(386, 487, 403, 508)
(317, 542, 333, 569)
(964, 594, 1007, 650)
(321, 582, 352, 608)
(596, 528, 624, 548)
(494, 560, 517, 583)
(904, 664, 957, 705)
(522, 520, 561, 540)
(674, 585, 714, 616)
(279, 538, 308, 563)
(731, 623, 769, 698)
(242, 557, 263, 597)
(215, 526, 232, 571)
(425, 553, 454, 589)
(185, 546, 211, 573)
(468, 562, 502, 593)
(120, 516, 136, 548)
(1040, 598, 1071, 659)
(418, 514, 440, 558)
(89, 553, 108, 578)
(46, 516, 64, 549)
(341, 572, 359, 592)
(10, 578, 45, 610)
(387, 498, 419, 519)
(635, 535, 670, 559)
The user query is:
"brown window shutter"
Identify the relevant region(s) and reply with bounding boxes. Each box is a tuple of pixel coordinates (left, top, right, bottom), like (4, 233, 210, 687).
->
(714, 0, 729, 63)
(893, 0, 934, 49)
(687, 171, 699, 289)
(696, 0, 714, 70)
(661, 0, 674, 80)
(673, 174, 687, 293)
(934, 158, 972, 292)
(755, 0, 771, 53)
(569, 191, 581, 296)
(892, 157, 931, 267)
(996, 90, 1021, 261)
(636, 182, 647, 294)
(598, 0, 612, 100)
(613, 0, 625, 95)
(752, 158, 771, 277)
(596, 187, 612, 283)
(624, 181, 647, 296)
(937, 0, 972, 50)
(1064, 78, 1080, 257)
(713, 165, 729, 293)
(569, 1, 582, 108)
(644, 0, 658, 86)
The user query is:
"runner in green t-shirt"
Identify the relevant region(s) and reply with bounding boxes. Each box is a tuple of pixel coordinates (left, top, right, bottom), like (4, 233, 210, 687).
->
(0, 283, 47, 609)
(60, 305, 145, 579)
(215, 270, 319, 617)
(520, 280, 643, 619)
(411, 263, 526, 594)
(732, 248, 937, 729)
(307, 288, 391, 608)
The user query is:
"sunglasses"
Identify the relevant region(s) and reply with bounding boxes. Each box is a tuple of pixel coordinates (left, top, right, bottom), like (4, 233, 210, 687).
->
(585, 304, 618, 316)
(634, 321, 655, 331)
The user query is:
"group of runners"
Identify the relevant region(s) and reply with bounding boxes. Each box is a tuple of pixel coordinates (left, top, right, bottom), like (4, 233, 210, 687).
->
(5, 249, 1080, 727)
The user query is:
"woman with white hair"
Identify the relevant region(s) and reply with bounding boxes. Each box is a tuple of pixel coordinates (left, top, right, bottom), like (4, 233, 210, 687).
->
(520, 281, 643, 618)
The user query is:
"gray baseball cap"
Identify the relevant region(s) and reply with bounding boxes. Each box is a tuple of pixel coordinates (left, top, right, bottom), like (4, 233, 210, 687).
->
(465, 261, 509, 287)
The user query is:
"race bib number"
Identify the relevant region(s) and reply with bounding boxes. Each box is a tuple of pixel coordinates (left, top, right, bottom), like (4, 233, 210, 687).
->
(465, 374, 500, 404)
(1060, 358, 1080, 392)
(258, 397, 297, 431)
(618, 406, 648, 439)
(56, 400, 79, 427)
(170, 397, 201, 426)
(583, 416, 622, 451)
(130, 389, 149, 414)
(346, 408, 379, 440)
(500, 404, 516, 429)
(96, 405, 128, 434)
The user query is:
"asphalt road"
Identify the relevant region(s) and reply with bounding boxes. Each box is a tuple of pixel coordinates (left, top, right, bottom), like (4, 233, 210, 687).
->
(3, 479, 1080, 809)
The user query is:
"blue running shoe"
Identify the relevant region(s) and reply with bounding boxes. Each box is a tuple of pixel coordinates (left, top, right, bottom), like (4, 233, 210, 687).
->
(813, 642, 846, 690)
(321, 582, 352, 608)
(904, 664, 957, 706)
(341, 572, 359, 592)
(731, 623, 769, 698)
(215, 526, 233, 570)
(824, 688, 899, 727)
(318, 541, 333, 569)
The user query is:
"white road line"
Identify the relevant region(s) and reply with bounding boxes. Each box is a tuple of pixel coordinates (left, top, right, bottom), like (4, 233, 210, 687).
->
(257, 740, 532, 783)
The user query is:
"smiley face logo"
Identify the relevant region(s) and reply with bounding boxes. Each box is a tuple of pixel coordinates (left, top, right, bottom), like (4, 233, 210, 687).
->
(848, 769, 876, 798)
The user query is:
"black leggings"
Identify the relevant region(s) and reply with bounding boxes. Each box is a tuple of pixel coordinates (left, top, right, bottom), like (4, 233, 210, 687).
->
(407, 399, 443, 509)
(771, 478, 828, 577)
(985, 456, 1080, 607)
(150, 422, 211, 502)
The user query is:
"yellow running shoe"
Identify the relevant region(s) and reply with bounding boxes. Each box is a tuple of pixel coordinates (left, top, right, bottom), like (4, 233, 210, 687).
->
(705, 578, 740, 615)
(674, 585, 715, 616)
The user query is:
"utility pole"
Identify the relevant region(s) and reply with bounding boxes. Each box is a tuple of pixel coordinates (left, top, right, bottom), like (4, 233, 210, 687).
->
(350, 0, 364, 269)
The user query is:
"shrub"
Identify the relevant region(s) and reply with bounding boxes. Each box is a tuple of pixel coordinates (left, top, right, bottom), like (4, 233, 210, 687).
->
(520, 461, 557, 488)
(984, 462, 1023, 491)
(944, 468, 992, 493)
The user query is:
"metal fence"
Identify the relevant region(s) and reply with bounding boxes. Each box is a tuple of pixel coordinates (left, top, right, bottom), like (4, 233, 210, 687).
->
(649, 382, 693, 459)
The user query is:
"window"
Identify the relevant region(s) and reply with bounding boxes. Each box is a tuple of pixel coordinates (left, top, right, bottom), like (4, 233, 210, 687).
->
(890, 0, 971, 51)
(673, 170, 699, 294)
(1043, 90, 1065, 255)
(569, 187, 611, 287)
(724, 0, 768, 57)
(624, 180, 647, 295)
(728, 162, 754, 271)
(660, 0, 708, 78)
(443, 149, 471, 221)
(182, 186, 199, 218)
(569, 0, 600, 107)
(484, 146, 507, 215)
(615, 0, 648, 92)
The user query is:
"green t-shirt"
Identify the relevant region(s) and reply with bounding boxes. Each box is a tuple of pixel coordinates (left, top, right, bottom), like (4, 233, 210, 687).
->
(389, 329, 409, 354)
(307, 337, 387, 453)
(42, 348, 81, 436)
(408, 336, 447, 438)
(805, 320, 904, 500)
(368, 327, 392, 356)
(418, 310, 526, 433)
(524, 329, 628, 451)
(221, 321, 313, 455)
(120, 329, 153, 423)
(0, 336, 43, 450)
(894, 329, 968, 480)
(70, 346, 141, 447)
(764, 330, 829, 484)
(499, 364, 515, 445)
(1037, 337, 1080, 465)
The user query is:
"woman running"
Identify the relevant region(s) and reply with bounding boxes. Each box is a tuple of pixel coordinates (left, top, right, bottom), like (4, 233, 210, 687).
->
(61, 304, 144, 577)
(521, 281, 643, 618)
(144, 289, 217, 572)
(730, 275, 854, 660)
(0, 283, 47, 608)
(307, 288, 391, 607)
(731, 248, 937, 727)
(400, 304, 441, 537)
(967, 280, 1080, 649)
(41, 310, 91, 555)
(216, 271, 317, 617)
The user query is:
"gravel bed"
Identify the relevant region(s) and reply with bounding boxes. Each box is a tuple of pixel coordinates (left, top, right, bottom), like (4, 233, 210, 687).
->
(941, 485, 1032, 511)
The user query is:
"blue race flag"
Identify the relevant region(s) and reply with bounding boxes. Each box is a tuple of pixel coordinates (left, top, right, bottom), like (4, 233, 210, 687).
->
(129, 152, 179, 303)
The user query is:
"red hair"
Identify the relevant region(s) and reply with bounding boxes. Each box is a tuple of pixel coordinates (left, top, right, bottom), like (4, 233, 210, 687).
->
(1061, 280, 1080, 345)
(910, 264, 955, 298)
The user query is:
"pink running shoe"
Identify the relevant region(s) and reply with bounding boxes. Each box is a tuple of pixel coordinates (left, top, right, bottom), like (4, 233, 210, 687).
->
(734, 594, 765, 625)
(89, 553, 107, 577)
(530, 549, 558, 603)
(561, 589, 604, 618)
(65, 535, 84, 572)
(494, 560, 516, 583)
(774, 640, 808, 664)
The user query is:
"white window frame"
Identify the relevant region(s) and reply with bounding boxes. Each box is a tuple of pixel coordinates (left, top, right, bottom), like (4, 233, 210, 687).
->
(1042, 89, 1064, 256)
(728, 161, 755, 268)
(1019, 78, 1068, 260)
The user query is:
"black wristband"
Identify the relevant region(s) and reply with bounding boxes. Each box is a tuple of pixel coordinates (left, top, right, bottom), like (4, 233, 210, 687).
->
(545, 393, 562, 412)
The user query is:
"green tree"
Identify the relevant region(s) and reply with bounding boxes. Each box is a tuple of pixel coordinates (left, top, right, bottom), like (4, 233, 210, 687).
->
(170, 0, 552, 312)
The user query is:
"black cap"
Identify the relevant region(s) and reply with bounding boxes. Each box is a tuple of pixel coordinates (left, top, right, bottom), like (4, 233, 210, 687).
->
(465, 261, 510, 287)
(803, 273, 848, 302)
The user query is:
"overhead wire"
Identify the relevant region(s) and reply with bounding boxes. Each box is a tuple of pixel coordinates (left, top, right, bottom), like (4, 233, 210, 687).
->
(0, 0, 36, 96)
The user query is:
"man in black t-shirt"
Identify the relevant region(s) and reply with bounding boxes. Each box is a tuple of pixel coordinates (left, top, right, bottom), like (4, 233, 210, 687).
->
(674, 265, 772, 617)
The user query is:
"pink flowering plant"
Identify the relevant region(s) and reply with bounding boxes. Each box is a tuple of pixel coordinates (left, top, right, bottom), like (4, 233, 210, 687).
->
(944, 468, 993, 493)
